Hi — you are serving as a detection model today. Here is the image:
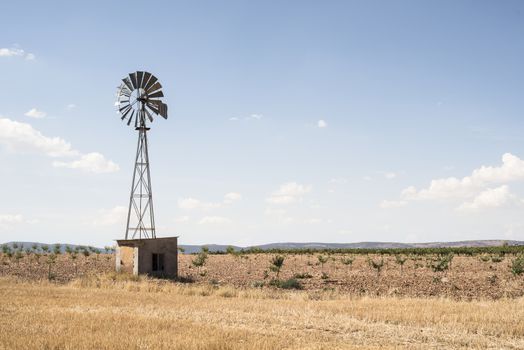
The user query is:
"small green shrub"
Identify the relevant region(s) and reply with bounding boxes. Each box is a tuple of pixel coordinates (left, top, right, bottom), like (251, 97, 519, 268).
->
(317, 255, 328, 272)
(270, 278, 302, 290)
(192, 252, 208, 269)
(510, 254, 524, 276)
(294, 272, 313, 279)
(269, 255, 285, 278)
(341, 257, 354, 269)
(368, 258, 384, 278)
(491, 255, 504, 263)
(395, 255, 407, 274)
(252, 281, 265, 288)
(479, 255, 490, 262)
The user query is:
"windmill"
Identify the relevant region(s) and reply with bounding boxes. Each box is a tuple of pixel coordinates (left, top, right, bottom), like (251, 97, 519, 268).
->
(116, 71, 168, 240)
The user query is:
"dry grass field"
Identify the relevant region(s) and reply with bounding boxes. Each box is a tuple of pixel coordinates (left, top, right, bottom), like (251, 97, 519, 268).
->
(1, 274, 524, 350)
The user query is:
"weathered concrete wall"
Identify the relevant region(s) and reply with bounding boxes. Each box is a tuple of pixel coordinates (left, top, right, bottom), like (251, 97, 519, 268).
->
(138, 237, 178, 277)
(116, 246, 135, 274)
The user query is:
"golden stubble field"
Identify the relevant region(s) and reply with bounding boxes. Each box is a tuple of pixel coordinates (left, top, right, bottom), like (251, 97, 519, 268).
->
(1, 274, 524, 350)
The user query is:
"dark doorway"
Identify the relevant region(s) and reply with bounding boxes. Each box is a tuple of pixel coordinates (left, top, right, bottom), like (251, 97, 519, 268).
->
(152, 253, 165, 271)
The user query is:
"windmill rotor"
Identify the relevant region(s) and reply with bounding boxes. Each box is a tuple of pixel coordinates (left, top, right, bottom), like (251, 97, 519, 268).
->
(116, 71, 168, 128)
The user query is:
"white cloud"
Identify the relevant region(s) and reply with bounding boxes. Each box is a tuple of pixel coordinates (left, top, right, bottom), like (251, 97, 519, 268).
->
(174, 216, 190, 223)
(266, 182, 312, 205)
(94, 206, 127, 226)
(363, 176, 372, 181)
(247, 114, 263, 120)
(24, 108, 47, 119)
(457, 186, 518, 211)
(223, 192, 242, 204)
(0, 214, 38, 231)
(52, 152, 120, 173)
(0, 117, 119, 174)
(402, 153, 524, 201)
(0, 47, 35, 60)
(0, 117, 77, 157)
(317, 119, 327, 128)
(0, 48, 24, 57)
(229, 114, 263, 122)
(329, 178, 347, 184)
(0, 214, 24, 224)
(385, 172, 397, 180)
(380, 200, 408, 209)
(178, 192, 242, 210)
(178, 198, 202, 210)
(0, 214, 25, 230)
(66, 104, 77, 110)
(198, 216, 232, 225)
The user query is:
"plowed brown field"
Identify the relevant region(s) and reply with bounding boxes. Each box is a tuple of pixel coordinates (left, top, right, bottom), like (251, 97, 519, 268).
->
(1, 252, 523, 299)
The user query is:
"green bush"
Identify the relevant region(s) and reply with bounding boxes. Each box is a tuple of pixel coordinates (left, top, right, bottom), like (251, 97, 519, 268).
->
(479, 255, 490, 262)
(368, 258, 384, 277)
(294, 272, 313, 279)
(491, 255, 504, 263)
(269, 255, 285, 278)
(510, 254, 524, 276)
(270, 278, 302, 290)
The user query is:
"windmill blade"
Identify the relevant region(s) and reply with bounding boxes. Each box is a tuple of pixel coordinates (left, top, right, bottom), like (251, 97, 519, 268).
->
(119, 104, 131, 112)
(147, 90, 164, 99)
(142, 72, 152, 89)
(145, 108, 154, 123)
(146, 99, 161, 110)
(134, 110, 139, 128)
(147, 99, 167, 118)
(129, 72, 138, 89)
(127, 110, 135, 126)
(119, 85, 132, 97)
(122, 77, 133, 91)
(146, 102, 160, 115)
(159, 103, 168, 119)
(120, 106, 132, 120)
(136, 71, 144, 88)
(119, 90, 131, 98)
(146, 81, 162, 94)
(144, 75, 158, 92)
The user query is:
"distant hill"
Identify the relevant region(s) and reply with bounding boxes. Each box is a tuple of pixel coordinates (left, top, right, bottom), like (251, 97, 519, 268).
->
(2, 240, 523, 254)
(179, 240, 524, 253)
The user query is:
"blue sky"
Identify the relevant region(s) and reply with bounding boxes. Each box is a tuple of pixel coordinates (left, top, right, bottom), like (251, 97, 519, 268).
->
(0, 1, 523, 246)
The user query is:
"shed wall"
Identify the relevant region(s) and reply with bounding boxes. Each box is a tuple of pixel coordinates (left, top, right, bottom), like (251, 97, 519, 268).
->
(138, 238, 178, 277)
(116, 246, 135, 274)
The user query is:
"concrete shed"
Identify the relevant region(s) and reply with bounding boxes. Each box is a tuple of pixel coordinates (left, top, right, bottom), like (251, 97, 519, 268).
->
(115, 236, 178, 277)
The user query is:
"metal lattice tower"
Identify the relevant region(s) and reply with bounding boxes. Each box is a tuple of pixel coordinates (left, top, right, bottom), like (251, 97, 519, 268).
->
(115, 71, 168, 239)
